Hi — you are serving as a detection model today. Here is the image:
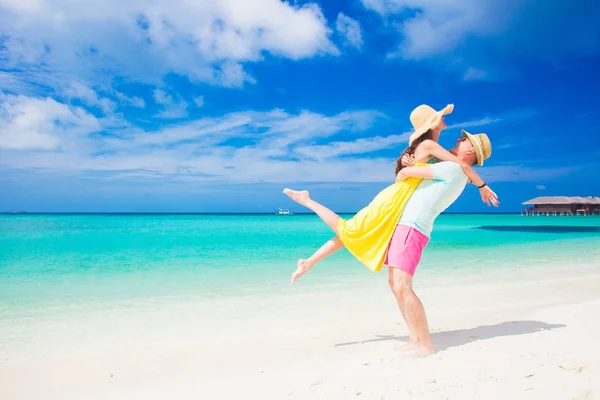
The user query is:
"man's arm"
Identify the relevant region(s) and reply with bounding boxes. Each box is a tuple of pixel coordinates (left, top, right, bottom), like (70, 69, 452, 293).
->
(420, 140, 485, 187)
(395, 165, 435, 181)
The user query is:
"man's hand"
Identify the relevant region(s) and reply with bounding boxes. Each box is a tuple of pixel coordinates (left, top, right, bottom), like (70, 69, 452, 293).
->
(401, 153, 416, 168)
(479, 186, 499, 207)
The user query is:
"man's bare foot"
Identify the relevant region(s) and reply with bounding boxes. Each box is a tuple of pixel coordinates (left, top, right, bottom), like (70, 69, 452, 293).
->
(291, 259, 312, 286)
(283, 188, 310, 206)
(395, 342, 416, 352)
(406, 344, 437, 358)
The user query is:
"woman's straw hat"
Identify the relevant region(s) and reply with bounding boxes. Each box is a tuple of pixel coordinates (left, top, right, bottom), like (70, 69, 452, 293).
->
(408, 104, 454, 145)
(461, 130, 492, 166)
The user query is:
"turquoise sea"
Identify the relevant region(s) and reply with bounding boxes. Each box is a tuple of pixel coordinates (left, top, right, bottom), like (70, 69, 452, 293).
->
(1, 213, 599, 321)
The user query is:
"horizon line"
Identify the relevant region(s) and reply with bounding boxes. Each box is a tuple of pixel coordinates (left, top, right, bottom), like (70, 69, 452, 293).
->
(2, 211, 524, 215)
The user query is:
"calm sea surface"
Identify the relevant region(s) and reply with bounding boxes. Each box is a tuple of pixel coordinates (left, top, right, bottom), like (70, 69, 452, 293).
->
(1, 213, 599, 320)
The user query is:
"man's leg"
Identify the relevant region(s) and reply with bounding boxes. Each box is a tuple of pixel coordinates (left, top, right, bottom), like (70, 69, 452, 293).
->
(389, 268, 436, 357)
(388, 267, 415, 349)
(283, 189, 340, 233)
(292, 237, 344, 285)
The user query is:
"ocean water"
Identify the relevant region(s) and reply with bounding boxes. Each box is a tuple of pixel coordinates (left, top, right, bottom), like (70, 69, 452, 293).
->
(1, 213, 599, 321)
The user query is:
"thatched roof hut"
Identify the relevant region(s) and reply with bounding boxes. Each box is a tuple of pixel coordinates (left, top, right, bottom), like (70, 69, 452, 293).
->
(523, 196, 600, 205)
(522, 196, 600, 215)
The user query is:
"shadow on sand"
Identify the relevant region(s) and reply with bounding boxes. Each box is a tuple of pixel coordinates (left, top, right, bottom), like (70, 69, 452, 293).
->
(335, 321, 566, 352)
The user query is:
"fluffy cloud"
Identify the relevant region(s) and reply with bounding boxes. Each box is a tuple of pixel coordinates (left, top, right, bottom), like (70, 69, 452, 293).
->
(446, 117, 503, 130)
(2, 88, 540, 189)
(193, 96, 205, 108)
(0, 94, 391, 182)
(63, 82, 116, 113)
(296, 133, 410, 159)
(153, 89, 189, 119)
(362, 0, 600, 75)
(2, 90, 531, 185)
(114, 91, 145, 108)
(0, 93, 100, 150)
(336, 13, 363, 49)
(0, 0, 338, 91)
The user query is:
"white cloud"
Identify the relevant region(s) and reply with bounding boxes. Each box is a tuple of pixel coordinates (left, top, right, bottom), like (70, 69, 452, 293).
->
(380, 0, 497, 60)
(0, 0, 338, 90)
(0, 93, 100, 150)
(114, 91, 145, 108)
(446, 116, 503, 130)
(0, 71, 45, 95)
(123, 108, 383, 149)
(0, 95, 391, 182)
(153, 89, 188, 119)
(463, 68, 487, 81)
(296, 133, 410, 159)
(1, 87, 525, 188)
(5, 94, 543, 186)
(363, 0, 600, 74)
(194, 96, 205, 108)
(336, 13, 363, 49)
(536, 185, 546, 190)
(360, 0, 390, 15)
(63, 82, 115, 113)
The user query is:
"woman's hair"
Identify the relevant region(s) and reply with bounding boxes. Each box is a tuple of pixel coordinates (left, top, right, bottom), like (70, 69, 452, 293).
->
(394, 129, 435, 176)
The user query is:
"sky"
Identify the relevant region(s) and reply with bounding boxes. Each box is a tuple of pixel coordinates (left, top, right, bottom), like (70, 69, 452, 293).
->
(0, 0, 599, 213)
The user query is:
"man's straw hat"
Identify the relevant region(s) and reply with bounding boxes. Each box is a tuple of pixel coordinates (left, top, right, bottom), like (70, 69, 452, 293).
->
(461, 130, 492, 166)
(408, 104, 454, 145)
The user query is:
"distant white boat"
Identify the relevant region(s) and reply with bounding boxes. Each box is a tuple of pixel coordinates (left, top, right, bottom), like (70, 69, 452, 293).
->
(275, 208, 294, 215)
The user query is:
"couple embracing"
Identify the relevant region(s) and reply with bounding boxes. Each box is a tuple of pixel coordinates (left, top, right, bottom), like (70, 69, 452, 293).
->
(283, 103, 497, 357)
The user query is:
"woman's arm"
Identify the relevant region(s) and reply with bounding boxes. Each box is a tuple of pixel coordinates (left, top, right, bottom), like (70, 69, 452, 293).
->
(420, 140, 499, 206)
(420, 140, 484, 186)
(396, 165, 434, 181)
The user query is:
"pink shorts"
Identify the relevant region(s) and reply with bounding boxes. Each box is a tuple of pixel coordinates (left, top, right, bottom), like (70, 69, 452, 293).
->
(384, 225, 429, 276)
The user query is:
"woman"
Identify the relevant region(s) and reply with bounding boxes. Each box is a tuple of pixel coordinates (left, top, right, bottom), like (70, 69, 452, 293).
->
(283, 104, 498, 285)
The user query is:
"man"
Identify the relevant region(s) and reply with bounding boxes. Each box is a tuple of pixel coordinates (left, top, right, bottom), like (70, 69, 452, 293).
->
(389, 130, 493, 358)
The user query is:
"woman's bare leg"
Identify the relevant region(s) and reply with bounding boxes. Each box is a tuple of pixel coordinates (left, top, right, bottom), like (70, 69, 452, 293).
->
(283, 189, 340, 233)
(292, 237, 344, 285)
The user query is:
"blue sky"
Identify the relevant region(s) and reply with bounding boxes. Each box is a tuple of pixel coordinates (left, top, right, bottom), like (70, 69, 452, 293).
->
(0, 0, 599, 213)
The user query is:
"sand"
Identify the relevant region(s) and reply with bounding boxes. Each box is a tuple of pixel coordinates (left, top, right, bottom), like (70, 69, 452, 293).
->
(2, 269, 600, 399)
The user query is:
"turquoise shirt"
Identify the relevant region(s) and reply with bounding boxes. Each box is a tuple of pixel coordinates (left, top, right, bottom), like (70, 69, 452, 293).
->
(398, 161, 468, 237)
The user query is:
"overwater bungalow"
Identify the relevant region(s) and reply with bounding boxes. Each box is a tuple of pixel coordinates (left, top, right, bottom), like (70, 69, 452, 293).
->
(522, 196, 600, 216)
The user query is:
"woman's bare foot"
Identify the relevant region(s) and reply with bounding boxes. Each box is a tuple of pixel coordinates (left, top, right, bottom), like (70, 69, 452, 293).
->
(283, 188, 310, 206)
(291, 259, 313, 286)
(395, 342, 416, 352)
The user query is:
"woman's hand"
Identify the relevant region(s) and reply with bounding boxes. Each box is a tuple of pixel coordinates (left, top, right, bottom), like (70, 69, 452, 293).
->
(401, 153, 416, 168)
(479, 186, 499, 207)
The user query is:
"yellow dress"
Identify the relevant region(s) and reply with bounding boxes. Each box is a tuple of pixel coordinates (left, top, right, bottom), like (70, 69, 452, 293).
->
(336, 163, 426, 272)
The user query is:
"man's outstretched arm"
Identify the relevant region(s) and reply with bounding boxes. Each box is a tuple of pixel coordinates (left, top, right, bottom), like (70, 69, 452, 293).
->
(395, 165, 434, 182)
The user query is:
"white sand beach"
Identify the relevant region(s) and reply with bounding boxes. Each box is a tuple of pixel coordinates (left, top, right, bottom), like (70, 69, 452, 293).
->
(2, 266, 600, 400)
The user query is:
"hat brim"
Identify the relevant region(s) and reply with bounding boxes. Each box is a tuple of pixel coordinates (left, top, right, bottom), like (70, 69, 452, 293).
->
(461, 130, 484, 166)
(408, 104, 454, 145)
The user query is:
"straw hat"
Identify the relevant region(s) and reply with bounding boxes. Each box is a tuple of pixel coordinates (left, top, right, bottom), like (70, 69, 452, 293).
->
(408, 104, 454, 145)
(461, 130, 492, 166)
